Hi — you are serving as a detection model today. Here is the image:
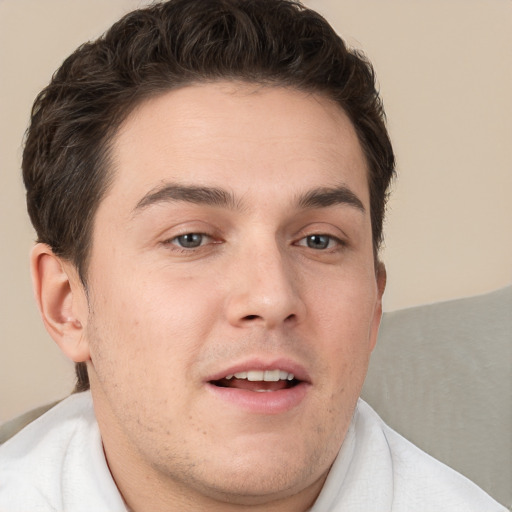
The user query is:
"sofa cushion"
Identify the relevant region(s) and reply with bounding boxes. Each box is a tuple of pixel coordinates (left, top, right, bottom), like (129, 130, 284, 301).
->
(362, 286, 512, 508)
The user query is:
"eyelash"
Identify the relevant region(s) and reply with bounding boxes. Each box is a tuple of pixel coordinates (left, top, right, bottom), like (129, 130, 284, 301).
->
(165, 233, 215, 250)
(294, 234, 344, 251)
(164, 232, 344, 253)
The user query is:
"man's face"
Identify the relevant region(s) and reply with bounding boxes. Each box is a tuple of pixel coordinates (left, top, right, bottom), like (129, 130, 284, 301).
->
(80, 82, 385, 506)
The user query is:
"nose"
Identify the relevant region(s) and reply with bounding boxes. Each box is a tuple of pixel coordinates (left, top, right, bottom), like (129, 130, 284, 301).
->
(224, 241, 305, 330)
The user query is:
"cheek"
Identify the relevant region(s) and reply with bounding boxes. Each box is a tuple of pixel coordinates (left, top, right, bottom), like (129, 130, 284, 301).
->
(308, 270, 378, 382)
(312, 268, 378, 337)
(86, 267, 224, 376)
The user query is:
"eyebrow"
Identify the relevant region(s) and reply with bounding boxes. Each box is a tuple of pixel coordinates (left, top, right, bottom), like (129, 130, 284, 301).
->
(134, 184, 240, 213)
(296, 185, 366, 213)
(133, 183, 365, 214)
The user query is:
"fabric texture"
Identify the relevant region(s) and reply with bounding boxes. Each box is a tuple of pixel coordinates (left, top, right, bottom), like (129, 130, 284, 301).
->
(362, 285, 512, 508)
(0, 401, 60, 445)
(0, 391, 506, 511)
(0, 392, 126, 512)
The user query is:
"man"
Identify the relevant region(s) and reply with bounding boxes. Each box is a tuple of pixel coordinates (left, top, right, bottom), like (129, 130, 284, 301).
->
(0, 1, 506, 510)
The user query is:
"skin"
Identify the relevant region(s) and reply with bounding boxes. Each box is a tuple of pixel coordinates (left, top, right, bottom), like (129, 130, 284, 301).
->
(33, 82, 386, 511)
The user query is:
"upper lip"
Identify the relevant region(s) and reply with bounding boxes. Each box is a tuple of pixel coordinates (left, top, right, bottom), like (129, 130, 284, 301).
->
(206, 357, 311, 384)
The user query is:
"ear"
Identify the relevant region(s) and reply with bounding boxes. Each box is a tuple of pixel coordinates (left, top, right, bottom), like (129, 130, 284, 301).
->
(369, 261, 387, 352)
(30, 243, 91, 363)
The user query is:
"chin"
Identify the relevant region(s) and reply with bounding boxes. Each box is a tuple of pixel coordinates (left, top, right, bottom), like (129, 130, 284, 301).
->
(177, 460, 323, 507)
(156, 431, 335, 505)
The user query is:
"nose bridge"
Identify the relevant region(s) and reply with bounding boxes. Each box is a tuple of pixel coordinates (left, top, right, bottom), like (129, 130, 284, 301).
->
(226, 235, 303, 328)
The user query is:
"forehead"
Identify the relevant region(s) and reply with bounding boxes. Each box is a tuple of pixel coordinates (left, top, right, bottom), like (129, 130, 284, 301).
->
(105, 82, 369, 211)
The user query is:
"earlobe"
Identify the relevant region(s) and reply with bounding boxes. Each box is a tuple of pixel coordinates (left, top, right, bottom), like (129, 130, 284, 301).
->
(376, 261, 387, 299)
(369, 261, 387, 352)
(30, 243, 91, 363)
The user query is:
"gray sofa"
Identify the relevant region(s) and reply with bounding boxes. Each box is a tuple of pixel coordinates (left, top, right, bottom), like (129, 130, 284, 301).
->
(2, 286, 510, 508)
(363, 285, 511, 509)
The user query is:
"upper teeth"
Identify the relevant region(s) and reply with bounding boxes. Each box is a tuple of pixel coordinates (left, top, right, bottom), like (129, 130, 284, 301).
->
(225, 370, 294, 382)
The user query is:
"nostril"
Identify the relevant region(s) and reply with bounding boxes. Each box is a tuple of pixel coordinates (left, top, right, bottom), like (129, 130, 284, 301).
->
(240, 313, 297, 323)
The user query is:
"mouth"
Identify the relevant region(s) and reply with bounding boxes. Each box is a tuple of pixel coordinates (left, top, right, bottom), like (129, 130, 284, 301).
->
(210, 369, 300, 393)
(206, 363, 309, 414)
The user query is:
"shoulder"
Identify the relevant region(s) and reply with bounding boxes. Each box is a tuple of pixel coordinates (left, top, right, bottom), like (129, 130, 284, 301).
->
(0, 392, 125, 512)
(357, 400, 508, 512)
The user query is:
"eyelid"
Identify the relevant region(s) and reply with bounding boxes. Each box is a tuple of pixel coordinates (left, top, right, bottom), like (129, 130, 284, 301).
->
(293, 221, 348, 243)
(171, 232, 214, 247)
(164, 231, 213, 246)
(157, 219, 223, 243)
(156, 219, 224, 254)
(294, 233, 344, 250)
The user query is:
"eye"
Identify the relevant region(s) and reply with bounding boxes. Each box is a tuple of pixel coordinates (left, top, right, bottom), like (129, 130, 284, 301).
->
(171, 233, 210, 248)
(297, 234, 339, 250)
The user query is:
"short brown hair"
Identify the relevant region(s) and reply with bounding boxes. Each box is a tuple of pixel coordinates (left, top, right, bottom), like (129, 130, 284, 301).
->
(23, 0, 395, 392)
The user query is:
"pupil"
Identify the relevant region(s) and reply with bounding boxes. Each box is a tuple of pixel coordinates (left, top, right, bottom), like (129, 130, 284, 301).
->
(178, 233, 202, 248)
(307, 235, 329, 250)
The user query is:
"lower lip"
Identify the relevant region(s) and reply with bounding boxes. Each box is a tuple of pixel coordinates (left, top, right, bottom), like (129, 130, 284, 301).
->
(205, 382, 309, 414)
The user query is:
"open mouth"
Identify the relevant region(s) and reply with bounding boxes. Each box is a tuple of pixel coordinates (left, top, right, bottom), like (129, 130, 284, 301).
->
(210, 369, 301, 392)
(206, 365, 309, 413)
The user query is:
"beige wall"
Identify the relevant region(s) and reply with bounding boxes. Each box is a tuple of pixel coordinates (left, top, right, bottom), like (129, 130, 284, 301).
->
(1, 0, 510, 423)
